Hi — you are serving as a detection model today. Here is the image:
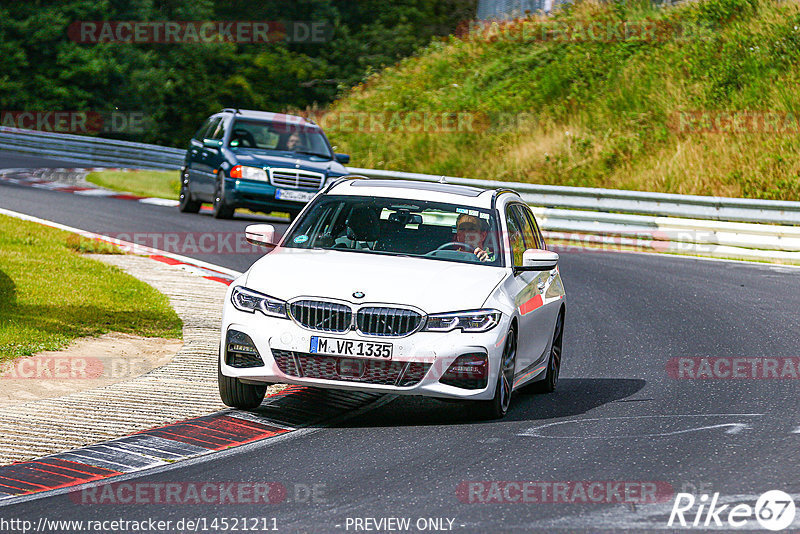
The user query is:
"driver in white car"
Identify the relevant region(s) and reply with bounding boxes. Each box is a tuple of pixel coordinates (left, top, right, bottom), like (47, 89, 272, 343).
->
(455, 214, 493, 262)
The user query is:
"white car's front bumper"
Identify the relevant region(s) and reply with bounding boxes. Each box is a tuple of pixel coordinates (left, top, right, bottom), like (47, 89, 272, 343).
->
(219, 304, 511, 401)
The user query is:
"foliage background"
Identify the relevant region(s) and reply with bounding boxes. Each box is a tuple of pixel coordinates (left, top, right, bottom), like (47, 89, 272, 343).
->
(0, 0, 476, 146)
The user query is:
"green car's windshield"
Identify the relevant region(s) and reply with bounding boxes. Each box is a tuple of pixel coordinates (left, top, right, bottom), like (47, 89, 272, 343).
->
(284, 195, 505, 267)
(228, 119, 332, 159)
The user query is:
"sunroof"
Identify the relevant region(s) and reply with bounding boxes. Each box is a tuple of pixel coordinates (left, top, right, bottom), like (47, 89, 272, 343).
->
(349, 179, 486, 197)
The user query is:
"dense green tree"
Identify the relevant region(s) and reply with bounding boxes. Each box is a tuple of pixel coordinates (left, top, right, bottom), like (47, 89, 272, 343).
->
(0, 0, 476, 146)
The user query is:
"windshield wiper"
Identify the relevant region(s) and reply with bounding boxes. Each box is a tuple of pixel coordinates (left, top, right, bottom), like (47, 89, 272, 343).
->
(294, 150, 331, 159)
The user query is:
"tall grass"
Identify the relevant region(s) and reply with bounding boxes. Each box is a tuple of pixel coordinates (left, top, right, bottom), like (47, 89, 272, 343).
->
(325, 0, 800, 200)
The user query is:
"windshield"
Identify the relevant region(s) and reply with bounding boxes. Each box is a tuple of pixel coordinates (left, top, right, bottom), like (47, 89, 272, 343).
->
(228, 119, 332, 159)
(284, 195, 504, 267)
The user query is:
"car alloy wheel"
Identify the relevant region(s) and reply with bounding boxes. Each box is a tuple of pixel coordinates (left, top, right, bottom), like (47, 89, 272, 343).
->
(499, 328, 517, 412)
(178, 175, 201, 213)
(476, 326, 516, 420)
(530, 312, 563, 394)
(212, 178, 235, 219)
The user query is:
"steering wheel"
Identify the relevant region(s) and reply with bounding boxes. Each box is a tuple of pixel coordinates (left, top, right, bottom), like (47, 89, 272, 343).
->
(232, 128, 254, 148)
(432, 242, 474, 253)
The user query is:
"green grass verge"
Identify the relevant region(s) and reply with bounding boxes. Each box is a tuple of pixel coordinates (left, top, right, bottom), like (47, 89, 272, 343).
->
(86, 169, 180, 200)
(0, 214, 183, 362)
(326, 0, 800, 201)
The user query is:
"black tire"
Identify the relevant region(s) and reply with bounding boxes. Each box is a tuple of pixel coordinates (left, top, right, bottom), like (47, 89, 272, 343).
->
(178, 173, 201, 213)
(529, 312, 564, 394)
(218, 362, 267, 410)
(475, 326, 517, 420)
(212, 178, 235, 219)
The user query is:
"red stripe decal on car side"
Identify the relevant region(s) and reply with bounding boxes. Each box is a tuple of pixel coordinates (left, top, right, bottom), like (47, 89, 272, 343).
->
(518, 294, 543, 315)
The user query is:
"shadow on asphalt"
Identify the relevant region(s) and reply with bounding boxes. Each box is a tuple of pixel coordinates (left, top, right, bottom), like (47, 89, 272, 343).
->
(197, 211, 290, 224)
(334, 378, 647, 428)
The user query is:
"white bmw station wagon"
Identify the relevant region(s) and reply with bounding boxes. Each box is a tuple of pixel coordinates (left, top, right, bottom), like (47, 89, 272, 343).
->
(219, 178, 565, 419)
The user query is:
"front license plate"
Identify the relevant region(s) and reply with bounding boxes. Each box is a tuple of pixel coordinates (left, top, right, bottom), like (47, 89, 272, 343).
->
(310, 336, 393, 359)
(275, 188, 315, 202)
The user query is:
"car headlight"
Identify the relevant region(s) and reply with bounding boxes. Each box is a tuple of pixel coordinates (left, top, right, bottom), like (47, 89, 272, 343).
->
(230, 165, 268, 182)
(231, 286, 288, 318)
(423, 309, 502, 333)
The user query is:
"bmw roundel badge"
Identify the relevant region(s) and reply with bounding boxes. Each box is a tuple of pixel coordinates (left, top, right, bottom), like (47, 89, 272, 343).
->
(353, 291, 365, 299)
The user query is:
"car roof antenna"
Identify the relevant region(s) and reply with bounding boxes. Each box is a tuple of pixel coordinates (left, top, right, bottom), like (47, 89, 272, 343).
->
(439, 175, 447, 184)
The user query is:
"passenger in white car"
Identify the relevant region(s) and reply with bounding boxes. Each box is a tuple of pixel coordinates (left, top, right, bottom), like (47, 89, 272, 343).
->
(334, 206, 380, 250)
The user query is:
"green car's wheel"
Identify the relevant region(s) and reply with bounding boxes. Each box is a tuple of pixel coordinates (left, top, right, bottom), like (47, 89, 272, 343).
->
(212, 178, 235, 219)
(178, 173, 201, 213)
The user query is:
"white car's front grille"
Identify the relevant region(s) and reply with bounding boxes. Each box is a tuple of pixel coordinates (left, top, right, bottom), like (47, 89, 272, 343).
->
(288, 300, 424, 337)
(290, 300, 352, 333)
(356, 307, 423, 337)
(270, 168, 325, 189)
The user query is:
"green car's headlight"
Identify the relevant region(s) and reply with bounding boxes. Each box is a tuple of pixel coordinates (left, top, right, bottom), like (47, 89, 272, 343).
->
(230, 165, 269, 182)
(231, 286, 288, 318)
(423, 309, 502, 333)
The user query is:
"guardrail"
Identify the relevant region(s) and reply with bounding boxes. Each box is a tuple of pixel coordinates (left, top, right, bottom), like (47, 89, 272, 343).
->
(346, 167, 800, 226)
(0, 127, 184, 170)
(2, 127, 799, 262)
(347, 167, 800, 262)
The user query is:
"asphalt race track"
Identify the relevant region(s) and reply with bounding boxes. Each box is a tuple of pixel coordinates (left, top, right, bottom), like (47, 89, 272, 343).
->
(2, 151, 800, 532)
(0, 150, 89, 170)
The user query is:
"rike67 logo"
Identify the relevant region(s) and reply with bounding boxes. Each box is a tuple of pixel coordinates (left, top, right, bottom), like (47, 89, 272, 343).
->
(668, 490, 796, 531)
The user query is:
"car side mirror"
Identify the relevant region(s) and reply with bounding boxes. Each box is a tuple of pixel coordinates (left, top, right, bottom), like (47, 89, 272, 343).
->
(203, 138, 222, 148)
(514, 249, 558, 273)
(335, 153, 350, 164)
(245, 224, 277, 248)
